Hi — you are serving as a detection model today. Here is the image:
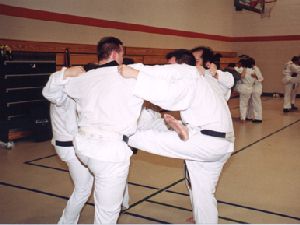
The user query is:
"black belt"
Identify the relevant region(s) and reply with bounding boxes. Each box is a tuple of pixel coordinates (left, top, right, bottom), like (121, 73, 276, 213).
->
(200, 130, 226, 138)
(123, 135, 138, 154)
(55, 140, 74, 147)
(56, 136, 137, 153)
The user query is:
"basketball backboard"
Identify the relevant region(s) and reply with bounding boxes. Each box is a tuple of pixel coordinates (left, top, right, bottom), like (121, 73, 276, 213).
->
(234, 0, 264, 14)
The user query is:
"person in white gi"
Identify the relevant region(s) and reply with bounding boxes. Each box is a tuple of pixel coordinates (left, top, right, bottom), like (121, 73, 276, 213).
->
(246, 58, 264, 122)
(42, 66, 94, 224)
(191, 46, 234, 101)
(118, 62, 235, 224)
(235, 58, 256, 121)
(63, 37, 145, 224)
(166, 48, 234, 223)
(282, 56, 300, 112)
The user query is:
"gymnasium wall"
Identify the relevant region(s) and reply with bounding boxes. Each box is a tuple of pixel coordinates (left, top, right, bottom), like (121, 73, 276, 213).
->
(231, 0, 300, 93)
(0, 0, 234, 50)
(0, 0, 300, 94)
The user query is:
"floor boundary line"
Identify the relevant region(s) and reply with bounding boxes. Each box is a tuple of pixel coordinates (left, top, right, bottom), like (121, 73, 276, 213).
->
(0, 181, 168, 224)
(233, 118, 300, 156)
(146, 199, 249, 224)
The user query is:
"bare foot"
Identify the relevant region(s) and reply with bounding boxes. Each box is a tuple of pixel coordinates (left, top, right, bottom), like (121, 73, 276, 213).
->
(186, 216, 195, 224)
(164, 114, 189, 141)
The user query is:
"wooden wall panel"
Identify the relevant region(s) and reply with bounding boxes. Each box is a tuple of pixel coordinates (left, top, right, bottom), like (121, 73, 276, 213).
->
(56, 54, 98, 66)
(0, 38, 96, 53)
(220, 57, 239, 64)
(125, 47, 174, 56)
(125, 56, 144, 63)
(216, 51, 237, 58)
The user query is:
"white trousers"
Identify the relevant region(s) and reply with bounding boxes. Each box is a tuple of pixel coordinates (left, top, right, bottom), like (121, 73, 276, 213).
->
(122, 183, 130, 209)
(54, 145, 94, 224)
(283, 77, 299, 109)
(247, 83, 262, 120)
(237, 84, 253, 120)
(81, 157, 130, 224)
(129, 128, 233, 224)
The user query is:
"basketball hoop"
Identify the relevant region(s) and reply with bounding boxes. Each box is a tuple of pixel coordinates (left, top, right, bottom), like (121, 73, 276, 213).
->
(261, 0, 277, 18)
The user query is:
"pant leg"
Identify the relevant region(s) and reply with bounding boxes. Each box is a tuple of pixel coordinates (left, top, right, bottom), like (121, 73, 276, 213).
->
(283, 77, 300, 109)
(55, 146, 94, 224)
(88, 159, 130, 224)
(129, 128, 233, 223)
(252, 84, 263, 120)
(122, 183, 130, 209)
(291, 83, 299, 105)
(185, 153, 231, 224)
(239, 93, 252, 120)
(246, 97, 254, 120)
(129, 128, 233, 162)
(283, 83, 293, 109)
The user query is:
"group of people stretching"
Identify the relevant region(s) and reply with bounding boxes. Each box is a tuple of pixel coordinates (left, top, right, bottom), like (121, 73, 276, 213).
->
(42, 36, 247, 224)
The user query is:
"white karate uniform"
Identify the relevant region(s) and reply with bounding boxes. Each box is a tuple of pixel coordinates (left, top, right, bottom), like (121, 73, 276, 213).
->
(127, 63, 234, 224)
(282, 61, 300, 109)
(42, 68, 93, 224)
(204, 70, 234, 101)
(122, 107, 165, 209)
(137, 108, 166, 131)
(64, 65, 144, 224)
(235, 67, 256, 120)
(247, 65, 263, 120)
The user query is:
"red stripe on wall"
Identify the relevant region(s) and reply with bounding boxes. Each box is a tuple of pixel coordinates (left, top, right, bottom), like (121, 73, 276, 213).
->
(1, 3, 300, 42)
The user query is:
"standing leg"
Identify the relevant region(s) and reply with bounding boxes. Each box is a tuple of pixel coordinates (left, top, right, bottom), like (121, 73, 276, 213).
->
(291, 83, 299, 110)
(88, 159, 130, 224)
(55, 146, 94, 224)
(239, 93, 251, 120)
(252, 84, 263, 121)
(185, 153, 231, 224)
(246, 96, 254, 120)
(122, 183, 130, 209)
(283, 82, 293, 110)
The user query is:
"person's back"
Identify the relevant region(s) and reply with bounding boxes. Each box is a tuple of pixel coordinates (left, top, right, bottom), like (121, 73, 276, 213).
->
(181, 74, 233, 134)
(65, 65, 144, 162)
(62, 36, 145, 224)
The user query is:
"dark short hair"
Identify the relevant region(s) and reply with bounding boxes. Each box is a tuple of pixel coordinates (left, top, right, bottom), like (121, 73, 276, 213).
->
(227, 63, 236, 67)
(238, 54, 250, 58)
(291, 56, 299, 63)
(97, 36, 123, 61)
(123, 57, 134, 65)
(166, 49, 196, 66)
(239, 58, 252, 68)
(210, 53, 222, 69)
(248, 57, 255, 66)
(200, 47, 214, 68)
(191, 46, 209, 53)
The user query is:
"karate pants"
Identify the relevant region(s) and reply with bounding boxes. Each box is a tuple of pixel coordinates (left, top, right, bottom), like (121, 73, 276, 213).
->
(129, 128, 233, 224)
(247, 83, 262, 120)
(54, 145, 94, 224)
(237, 84, 253, 120)
(283, 77, 299, 109)
(122, 183, 130, 209)
(78, 155, 130, 224)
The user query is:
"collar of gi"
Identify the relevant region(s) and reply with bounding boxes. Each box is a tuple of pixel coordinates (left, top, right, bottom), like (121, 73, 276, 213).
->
(84, 61, 119, 72)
